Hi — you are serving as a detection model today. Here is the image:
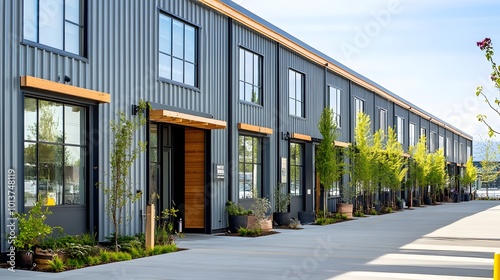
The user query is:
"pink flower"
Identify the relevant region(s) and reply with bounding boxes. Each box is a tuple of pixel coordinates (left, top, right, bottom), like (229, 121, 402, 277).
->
(477, 38, 492, 50)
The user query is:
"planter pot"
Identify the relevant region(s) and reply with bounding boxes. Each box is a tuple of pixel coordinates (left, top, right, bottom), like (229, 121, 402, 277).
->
(260, 218, 273, 232)
(298, 211, 315, 225)
(412, 198, 421, 207)
(337, 203, 353, 219)
(228, 215, 248, 232)
(15, 250, 34, 269)
(273, 212, 291, 227)
(463, 193, 470, 201)
(424, 197, 432, 205)
(34, 248, 57, 270)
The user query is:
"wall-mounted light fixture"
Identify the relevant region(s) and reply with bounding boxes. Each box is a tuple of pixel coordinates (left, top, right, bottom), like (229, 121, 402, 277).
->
(282, 131, 290, 140)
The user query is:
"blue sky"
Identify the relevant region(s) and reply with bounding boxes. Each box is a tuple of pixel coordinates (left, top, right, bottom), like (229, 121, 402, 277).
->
(232, 0, 500, 142)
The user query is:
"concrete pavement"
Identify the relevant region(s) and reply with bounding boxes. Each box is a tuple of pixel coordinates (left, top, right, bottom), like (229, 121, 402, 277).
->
(2, 200, 500, 279)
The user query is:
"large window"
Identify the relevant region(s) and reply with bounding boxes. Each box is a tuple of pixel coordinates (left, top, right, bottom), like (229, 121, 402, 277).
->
(354, 98, 365, 128)
(289, 69, 305, 118)
(454, 140, 458, 162)
(239, 48, 262, 104)
(23, 0, 85, 56)
(238, 135, 262, 199)
(467, 145, 471, 161)
(446, 137, 452, 158)
(379, 108, 387, 134)
(439, 135, 444, 150)
(396, 116, 404, 144)
(24, 97, 87, 207)
(459, 143, 464, 163)
(159, 13, 197, 87)
(290, 143, 303, 196)
(328, 86, 341, 128)
(420, 127, 427, 140)
(430, 132, 437, 152)
(409, 123, 416, 146)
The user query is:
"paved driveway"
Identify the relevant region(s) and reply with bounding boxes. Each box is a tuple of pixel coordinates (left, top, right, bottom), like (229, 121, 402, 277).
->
(3, 201, 500, 279)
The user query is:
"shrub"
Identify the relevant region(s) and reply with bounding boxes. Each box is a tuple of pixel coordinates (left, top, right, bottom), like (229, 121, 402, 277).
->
(369, 209, 378, 215)
(238, 227, 262, 237)
(354, 211, 365, 217)
(47, 256, 66, 272)
(147, 244, 177, 256)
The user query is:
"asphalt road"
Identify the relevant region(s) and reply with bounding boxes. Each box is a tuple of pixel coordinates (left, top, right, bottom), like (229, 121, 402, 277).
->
(3, 200, 500, 279)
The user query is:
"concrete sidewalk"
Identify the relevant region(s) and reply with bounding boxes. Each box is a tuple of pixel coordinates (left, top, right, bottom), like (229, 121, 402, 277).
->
(3, 201, 500, 279)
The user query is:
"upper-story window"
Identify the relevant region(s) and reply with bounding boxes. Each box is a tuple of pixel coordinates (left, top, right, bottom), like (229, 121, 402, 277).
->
(328, 86, 341, 128)
(353, 97, 364, 128)
(430, 132, 437, 152)
(396, 116, 404, 144)
(459, 143, 464, 163)
(454, 140, 458, 162)
(446, 137, 452, 158)
(420, 127, 427, 140)
(239, 48, 262, 104)
(159, 13, 197, 87)
(467, 145, 471, 161)
(23, 0, 85, 56)
(409, 123, 416, 146)
(289, 69, 305, 118)
(439, 135, 444, 150)
(378, 108, 387, 134)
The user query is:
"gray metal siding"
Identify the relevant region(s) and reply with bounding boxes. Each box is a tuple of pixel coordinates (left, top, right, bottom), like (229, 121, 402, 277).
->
(351, 83, 375, 139)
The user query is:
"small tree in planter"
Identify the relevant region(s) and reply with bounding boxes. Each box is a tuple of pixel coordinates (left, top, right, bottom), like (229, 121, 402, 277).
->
(273, 183, 291, 226)
(316, 108, 343, 219)
(98, 100, 149, 252)
(13, 195, 54, 268)
(250, 197, 272, 232)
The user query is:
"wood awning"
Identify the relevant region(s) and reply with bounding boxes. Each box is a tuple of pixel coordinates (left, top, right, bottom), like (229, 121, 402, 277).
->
(20, 76, 110, 103)
(150, 109, 226, 130)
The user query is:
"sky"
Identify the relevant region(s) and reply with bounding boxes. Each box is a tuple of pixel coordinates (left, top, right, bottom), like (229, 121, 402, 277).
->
(232, 0, 500, 147)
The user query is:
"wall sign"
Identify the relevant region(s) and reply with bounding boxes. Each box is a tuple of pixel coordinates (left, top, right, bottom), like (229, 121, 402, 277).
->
(281, 157, 287, 183)
(216, 164, 224, 180)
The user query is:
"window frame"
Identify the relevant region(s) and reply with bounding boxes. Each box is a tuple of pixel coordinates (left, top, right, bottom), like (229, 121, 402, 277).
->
(328, 86, 341, 128)
(23, 95, 89, 207)
(22, 0, 87, 59)
(430, 132, 437, 152)
(396, 116, 404, 145)
(353, 97, 365, 128)
(238, 134, 263, 199)
(378, 108, 387, 134)
(239, 47, 263, 105)
(158, 11, 199, 88)
(288, 68, 305, 118)
(409, 122, 416, 146)
(289, 142, 303, 196)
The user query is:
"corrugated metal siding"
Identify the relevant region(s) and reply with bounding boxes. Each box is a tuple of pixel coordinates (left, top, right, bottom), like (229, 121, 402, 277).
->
(351, 83, 376, 137)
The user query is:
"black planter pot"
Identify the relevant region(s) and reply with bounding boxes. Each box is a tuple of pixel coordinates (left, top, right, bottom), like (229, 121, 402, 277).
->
(412, 198, 421, 207)
(228, 215, 248, 233)
(15, 251, 34, 269)
(273, 212, 291, 226)
(424, 197, 432, 205)
(298, 211, 315, 225)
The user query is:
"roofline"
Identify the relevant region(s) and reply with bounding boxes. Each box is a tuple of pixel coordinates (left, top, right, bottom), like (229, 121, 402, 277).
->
(198, 0, 472, 141)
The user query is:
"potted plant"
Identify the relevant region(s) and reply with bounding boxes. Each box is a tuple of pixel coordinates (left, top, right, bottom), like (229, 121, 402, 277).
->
(249, 197, 272, 232)
(225, 201, 251, 233)
(273, 183, 291, 226)
(13, 196, 54, 268)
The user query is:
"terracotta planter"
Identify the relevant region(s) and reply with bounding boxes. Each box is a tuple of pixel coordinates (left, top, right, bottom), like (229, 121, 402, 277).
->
(34, 248, 57, 270)
(246, 216, 272, 231)
(337, 203, 353, 219)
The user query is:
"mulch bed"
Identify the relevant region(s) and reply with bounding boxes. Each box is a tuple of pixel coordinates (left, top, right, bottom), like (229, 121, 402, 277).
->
(215, 231, 280, 237)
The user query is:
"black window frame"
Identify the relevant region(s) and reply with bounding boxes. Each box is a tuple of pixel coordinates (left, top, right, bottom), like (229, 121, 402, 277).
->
(158, 11, 199, 88)
(288, 69, 305, 118)
(22, 0, 87, 59)
(238, 134, 263, 199)
(239, 47, 263, 105)
(328, 85, 341, 128)
(289, 142, 303, 196)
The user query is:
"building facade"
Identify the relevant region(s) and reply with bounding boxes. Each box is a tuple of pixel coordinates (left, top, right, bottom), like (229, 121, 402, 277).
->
(0, 0, 472, 250)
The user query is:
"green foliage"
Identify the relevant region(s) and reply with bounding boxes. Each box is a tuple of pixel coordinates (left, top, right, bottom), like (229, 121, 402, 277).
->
(98, 100, 149, 251)
(461, 156, 478, 188)
(408, 135, 429, 204)
(66, 258, 87, 269)
(274, 183, 291, 213)
(13, 195, 53, 251)
(316, 108, 344, 217)
(47, 255, 66, 272)
(238, 227, 262, 237)
(225, 201, 252, 215)
(354, 211, 365, 217)
(250, 197, 271, 230)
(369, 209, 378, 215)
(147, 244, 178, 255)
(156, 207, 184, 246)
(97, 251, 132, 263)
(64, 243, 99, 260)
(382, 207, 393, 214)
(480, 141, 499, 186)
(476, 38, 500, 137)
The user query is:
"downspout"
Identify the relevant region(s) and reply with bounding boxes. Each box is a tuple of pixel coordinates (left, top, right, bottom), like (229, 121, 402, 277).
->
(227, 18, 233, 202)
(276, 42, 280, 194)
(144, 106, 150, 233)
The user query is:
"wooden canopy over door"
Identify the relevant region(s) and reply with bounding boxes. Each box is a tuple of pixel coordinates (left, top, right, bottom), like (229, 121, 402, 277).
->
(184, 128, 205, 229)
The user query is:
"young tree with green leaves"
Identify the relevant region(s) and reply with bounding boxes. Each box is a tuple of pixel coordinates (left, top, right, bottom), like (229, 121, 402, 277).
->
(408, 135, 428, 207)
(384, 127, 408, 207)
(461, 156, 478, 197)
(479, 141, 499, 197)
(99, 101, 150, 251)
(315, 108, 343, 218)
(426, 149, 447, 203)
(349, 112, 374, 212)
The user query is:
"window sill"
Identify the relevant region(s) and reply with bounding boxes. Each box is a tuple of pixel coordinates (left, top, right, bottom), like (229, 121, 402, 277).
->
(21, 40, 88, 63)
(158, 77, 200, 92)
(239, 100, 263, 108)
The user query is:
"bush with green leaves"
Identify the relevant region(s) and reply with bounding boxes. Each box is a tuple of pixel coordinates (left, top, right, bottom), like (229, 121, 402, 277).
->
(225, 201, 252, 216)
(238, 227, 262, 237)
(47, 256, 66, 272)
(13, 195, 53, 251)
